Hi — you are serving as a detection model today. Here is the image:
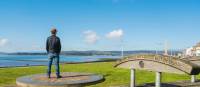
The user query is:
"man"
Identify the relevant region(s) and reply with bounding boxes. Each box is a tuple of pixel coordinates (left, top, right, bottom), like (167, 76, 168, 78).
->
(46, 28, 62, 78)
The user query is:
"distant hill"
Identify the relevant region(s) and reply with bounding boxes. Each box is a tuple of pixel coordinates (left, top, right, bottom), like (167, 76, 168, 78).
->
(0, 52, 7, 54)
(0, 50, 182, 56)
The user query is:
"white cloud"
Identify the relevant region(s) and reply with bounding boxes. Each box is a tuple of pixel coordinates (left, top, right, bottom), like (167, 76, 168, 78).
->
(83, 30, 99, 44)
(0, 38, 9, 47)
(106, 29, 123, 40)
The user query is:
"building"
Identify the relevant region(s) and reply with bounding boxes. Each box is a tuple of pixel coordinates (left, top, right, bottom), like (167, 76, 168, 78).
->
(193, 42, 200, 56)
(184, 47, 193, 57)
(184, 42, 200, 57)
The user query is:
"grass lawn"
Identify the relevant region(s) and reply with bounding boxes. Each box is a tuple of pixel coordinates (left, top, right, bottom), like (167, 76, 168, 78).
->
(0, 62, 197, 87)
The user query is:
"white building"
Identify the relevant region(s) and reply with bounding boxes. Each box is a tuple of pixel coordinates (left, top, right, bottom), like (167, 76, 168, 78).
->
(185, 47, 193, 57)
(184, 42, 200, 57)
(196, 49, 200, 56)
(193, 43, 200, 56)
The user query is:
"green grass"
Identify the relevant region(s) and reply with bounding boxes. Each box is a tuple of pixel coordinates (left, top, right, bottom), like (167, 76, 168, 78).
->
(0, 62, 198, 87)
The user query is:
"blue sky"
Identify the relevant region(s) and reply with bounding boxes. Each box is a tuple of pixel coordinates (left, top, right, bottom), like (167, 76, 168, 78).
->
(0, 0, 200, 52)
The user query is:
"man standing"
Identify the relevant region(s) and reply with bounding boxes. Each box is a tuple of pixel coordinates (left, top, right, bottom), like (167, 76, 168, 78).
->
(46, 28, 62, 78)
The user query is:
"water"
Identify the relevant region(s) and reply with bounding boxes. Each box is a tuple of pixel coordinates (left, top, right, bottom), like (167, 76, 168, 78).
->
(0, 55, 120, 67)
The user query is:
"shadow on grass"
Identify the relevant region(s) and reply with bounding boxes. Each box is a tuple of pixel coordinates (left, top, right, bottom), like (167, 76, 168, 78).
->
(141, 83, 181, 87)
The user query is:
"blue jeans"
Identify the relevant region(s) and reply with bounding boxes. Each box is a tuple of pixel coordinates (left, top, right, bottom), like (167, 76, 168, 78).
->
(47, 53, 60, 77)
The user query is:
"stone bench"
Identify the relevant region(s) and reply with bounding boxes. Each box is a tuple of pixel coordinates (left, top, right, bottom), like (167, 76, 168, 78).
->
(115, 54, 200, 87)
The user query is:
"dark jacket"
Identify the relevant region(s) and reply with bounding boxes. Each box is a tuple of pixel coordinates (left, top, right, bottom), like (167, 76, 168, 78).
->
(46, 35, 61, 54)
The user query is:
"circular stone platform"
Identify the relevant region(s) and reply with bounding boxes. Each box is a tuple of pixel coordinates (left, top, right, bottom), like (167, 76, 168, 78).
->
(16, 72, 104, 87)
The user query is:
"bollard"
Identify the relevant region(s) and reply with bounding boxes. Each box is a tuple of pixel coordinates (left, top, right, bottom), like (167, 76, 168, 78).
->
(155, 72, 161, 87)
(130, 69, 135, 87)
(191, 75, 196, 83)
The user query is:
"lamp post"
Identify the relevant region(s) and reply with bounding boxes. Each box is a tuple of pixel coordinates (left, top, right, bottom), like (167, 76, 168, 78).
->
(121, 38, 124, 58)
